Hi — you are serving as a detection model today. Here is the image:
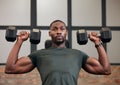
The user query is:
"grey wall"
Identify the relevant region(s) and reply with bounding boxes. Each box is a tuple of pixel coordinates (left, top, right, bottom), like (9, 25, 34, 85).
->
(0, 0, 120, 64)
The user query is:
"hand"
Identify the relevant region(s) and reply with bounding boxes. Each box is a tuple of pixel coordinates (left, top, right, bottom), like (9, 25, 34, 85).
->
(89, 32, 101, 44)
(17, 31, 29, 42)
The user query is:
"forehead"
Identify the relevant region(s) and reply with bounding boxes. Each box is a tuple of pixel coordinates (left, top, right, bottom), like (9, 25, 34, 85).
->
(51, 21, 66, 27)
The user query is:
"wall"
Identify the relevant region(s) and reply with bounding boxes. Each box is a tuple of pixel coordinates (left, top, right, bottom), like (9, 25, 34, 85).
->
(0, 0, 120, 64)
(0, 65, 120, 85)
(0, 0, 120, 85)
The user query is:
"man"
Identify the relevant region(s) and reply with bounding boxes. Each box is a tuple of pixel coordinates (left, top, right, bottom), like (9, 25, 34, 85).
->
(5, 20, 111, 85)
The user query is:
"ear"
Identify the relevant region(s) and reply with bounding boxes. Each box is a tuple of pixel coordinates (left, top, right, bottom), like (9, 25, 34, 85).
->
(49, 31, 51, 37)
(66, 30, 68, 35)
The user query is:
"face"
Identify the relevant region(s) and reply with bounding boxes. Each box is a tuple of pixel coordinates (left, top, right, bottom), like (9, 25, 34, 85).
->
(49, 21, 68, 45)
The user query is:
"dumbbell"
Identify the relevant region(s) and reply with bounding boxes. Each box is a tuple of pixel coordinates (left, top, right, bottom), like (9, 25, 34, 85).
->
(5, 26, 41, 44)
(76, 27, 112, 45)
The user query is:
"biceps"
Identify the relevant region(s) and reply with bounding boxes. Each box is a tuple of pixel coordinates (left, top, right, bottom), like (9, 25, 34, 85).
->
(83, 57, 104, 74)
(14, 57, 35, 73)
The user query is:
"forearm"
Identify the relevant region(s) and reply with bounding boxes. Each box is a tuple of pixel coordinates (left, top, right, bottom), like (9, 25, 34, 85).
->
(95, 42, 111, 73)
(5, 39, 23, 71)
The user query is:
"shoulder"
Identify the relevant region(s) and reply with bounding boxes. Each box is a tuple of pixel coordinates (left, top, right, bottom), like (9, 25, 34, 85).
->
(30, 49, 47, 54)
(28, 48, 53, 57)
(68, 48, 87, 55)
(65, 48, 79, 52)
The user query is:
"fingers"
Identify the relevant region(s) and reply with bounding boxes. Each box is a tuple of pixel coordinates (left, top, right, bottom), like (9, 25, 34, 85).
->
(17, 31, 30, 41)
(89, 32, 100, 39)
(89, 32, 98, 37)
(18, 31, 29, 38)
(19, 31, 29, 36)
(89, 32, 100, 43)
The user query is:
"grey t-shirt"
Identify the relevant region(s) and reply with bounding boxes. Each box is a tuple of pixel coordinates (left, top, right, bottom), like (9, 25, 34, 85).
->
(28, 46, 89, 85)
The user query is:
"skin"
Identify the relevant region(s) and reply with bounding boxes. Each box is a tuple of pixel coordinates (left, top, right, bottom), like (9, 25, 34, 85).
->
(5, 20, 111, 75)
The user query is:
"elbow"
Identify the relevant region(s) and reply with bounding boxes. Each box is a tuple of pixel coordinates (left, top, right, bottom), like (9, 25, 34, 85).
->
(4, 65, 17, 74)
(103, 68, 111, 75)
(104, 72, 111, 75)
(5, 69, 18, 74)
(98, 67, 111, 75)
(5, 68, 14, 74)
(5, 69, 12, 74)
(104, 70, 111, 75)
(5, 70, 12, 74)
(103, 65, 111, 75)
(106, 72, 111, 75)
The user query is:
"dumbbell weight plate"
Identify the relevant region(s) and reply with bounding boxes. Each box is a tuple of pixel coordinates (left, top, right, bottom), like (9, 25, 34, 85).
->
(30, 29, 41, 44)
(5, 26, 17, 42)
(76, 29, 88, 45)
(100, 27, 112, 43)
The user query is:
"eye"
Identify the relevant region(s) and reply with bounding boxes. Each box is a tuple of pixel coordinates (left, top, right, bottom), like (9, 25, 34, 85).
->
(61, 26, 66, 30)
(51, 27, 57, 31)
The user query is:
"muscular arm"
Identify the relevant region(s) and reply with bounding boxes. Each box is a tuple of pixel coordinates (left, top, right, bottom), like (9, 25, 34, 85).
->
(5, 31, 35, 74)
(83, 32, 111, 75)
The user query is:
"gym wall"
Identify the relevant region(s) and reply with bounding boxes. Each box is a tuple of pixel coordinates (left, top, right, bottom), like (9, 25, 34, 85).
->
(0, 0, 120, 64)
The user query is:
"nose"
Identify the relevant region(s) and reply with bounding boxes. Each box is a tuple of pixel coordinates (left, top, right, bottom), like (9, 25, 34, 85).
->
(56, 28, 62, 34)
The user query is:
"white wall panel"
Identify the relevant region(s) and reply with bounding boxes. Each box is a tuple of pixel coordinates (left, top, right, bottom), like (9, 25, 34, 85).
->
(37, 0, 67, 26)
(106, 0, 120, 26)
(72, 0, 101, 26)
(0, 30, 30, 63)
(0, 0, 30, 26)
(107, 31, 120, 63)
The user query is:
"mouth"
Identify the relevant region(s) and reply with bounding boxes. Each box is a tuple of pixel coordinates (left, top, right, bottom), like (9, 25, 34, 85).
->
(56, 35, 63, 38)
(55, 35, 63, 41)
(56, 35, 62, 38)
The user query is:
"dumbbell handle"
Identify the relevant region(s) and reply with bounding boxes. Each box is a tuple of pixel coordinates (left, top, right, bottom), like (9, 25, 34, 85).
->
(78, 29, 101, 37)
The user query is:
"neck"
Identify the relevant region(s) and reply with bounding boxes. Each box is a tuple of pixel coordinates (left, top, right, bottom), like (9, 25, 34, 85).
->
(51, 42, 66, 48)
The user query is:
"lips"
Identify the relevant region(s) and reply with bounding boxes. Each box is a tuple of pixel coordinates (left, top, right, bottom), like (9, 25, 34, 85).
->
(55, 35, 63, 40)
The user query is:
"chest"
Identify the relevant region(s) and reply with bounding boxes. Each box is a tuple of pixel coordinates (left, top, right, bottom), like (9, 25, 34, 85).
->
(36, 50, 83, 73)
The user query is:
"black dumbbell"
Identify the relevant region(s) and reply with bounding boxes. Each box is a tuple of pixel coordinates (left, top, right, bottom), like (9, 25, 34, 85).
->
(5, 26, 41, 44)
(76, 27, 112, 45)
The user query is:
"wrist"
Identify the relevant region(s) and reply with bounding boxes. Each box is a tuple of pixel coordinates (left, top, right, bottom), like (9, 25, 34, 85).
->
(94, 39, 101, 44)
(95, 41, 103, 48)
(16, 39, 24, 44)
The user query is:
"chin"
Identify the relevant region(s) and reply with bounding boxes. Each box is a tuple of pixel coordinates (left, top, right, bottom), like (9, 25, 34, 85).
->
(55, 40, 64, 45)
